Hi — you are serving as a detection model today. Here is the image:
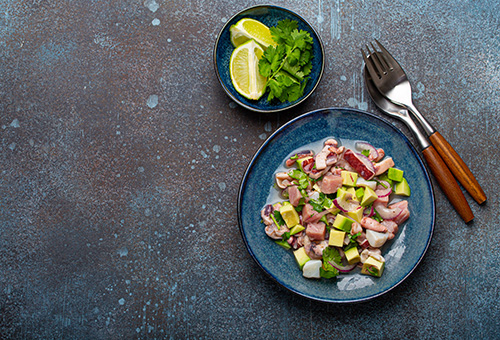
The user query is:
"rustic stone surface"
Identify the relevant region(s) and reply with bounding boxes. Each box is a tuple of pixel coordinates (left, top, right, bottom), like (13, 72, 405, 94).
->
(1, 0, 499, 338)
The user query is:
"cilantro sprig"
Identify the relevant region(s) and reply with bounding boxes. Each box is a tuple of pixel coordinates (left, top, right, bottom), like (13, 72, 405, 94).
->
(258, 19, 314, 103)
(320, 247, 341, 278)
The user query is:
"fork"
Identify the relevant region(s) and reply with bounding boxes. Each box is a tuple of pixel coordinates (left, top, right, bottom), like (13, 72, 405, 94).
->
(361, 40, 486, 206)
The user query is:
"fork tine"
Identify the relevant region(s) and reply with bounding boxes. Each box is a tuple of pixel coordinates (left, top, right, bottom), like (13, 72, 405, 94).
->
(374, 39, 396, 70)
(361, 47, 380, 80)
(365, 44, 385, 76)
(370, 43, 390, 72)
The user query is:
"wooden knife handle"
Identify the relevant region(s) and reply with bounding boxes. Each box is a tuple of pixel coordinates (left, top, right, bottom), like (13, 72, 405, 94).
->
(422, 145, 474, 223)
(429, 131, 487, 204)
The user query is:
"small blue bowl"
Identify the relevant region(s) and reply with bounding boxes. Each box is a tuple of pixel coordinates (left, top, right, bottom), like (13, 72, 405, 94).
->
(214, 5, 325, 113)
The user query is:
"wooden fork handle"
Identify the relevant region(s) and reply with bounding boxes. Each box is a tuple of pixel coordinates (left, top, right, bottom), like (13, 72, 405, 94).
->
(429, 131, 487, 204)
(422, 145, 474, 223)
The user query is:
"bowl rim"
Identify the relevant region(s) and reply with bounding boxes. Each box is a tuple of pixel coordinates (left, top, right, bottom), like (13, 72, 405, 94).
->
(213, 4, 326, 113)
(237, 106, 436, 303)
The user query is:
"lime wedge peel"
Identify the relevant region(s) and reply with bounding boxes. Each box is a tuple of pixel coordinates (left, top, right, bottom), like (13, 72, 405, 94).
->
(229, 39, 267, 100)
(229, 18, 276, 49)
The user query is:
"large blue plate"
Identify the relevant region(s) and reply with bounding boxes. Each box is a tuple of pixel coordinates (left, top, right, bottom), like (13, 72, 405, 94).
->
(214, 5, 325, 112)
(237, 108, 435, 303)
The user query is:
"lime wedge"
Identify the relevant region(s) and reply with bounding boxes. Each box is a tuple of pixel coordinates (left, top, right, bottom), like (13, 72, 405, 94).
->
(229, 18, 276, 49)
(230, 39, 267, 100)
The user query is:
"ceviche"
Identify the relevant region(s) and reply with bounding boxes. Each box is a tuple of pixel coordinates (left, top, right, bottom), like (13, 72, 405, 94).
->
(260, 138, 411, 279)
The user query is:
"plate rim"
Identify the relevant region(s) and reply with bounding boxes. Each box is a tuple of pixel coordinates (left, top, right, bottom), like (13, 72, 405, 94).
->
(237, 107, 436, 303)
(213, 4, 326, 113)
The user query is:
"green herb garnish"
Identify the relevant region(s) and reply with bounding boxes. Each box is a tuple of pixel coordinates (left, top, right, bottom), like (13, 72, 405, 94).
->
(258, 19, 314, 103)
(272, 210, 285, 229)
(320, 247, 341, 279)
(275, 240, 291, 250)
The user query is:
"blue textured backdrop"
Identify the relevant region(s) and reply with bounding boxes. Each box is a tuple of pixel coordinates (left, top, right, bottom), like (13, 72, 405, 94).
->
(0, 0, 498, 338)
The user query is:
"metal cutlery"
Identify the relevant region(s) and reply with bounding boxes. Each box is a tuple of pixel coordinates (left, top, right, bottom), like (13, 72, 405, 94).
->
(363, 62, 474, 222)
(361, 40, 486, 206)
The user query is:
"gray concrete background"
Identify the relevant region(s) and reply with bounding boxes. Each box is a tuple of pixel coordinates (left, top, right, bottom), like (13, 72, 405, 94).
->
(1, 0, 499, 338)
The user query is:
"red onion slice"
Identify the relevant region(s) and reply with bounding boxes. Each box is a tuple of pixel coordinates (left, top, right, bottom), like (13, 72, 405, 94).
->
(333, 197, 360, 213)
(355, 141, 379, 160)
(328, 260, 357, 273)
(363, 205, 375, 217)
(376, 180, 392, 197)
(333, 198, 348, 212)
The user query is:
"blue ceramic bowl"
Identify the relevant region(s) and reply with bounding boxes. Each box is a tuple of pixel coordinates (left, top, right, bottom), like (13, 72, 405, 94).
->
(237, 108, 435, 303)
(214, 5, 325, 112)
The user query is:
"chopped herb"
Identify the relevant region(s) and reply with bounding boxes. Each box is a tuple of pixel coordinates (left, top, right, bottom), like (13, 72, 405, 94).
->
(290, 154, 299, 160)
(275, 240, 291, 250)
(282, 232, 291, 241)
(289, 169, 310, 190)
(322, 197, 333, 209)
(288, 169, 304, 179)
(320, 247, 341, 278)
(373, 208, 383, 222)
(350, 232, 362, 240)
(355, 187, 365, 200)
(258, 19, 314, 103)
(323, 246, 342, 265)
(376, 179, 389, 189)
(298, 177, 309, 190)
(320, 266, 338, 279)
(320, 215, 328, 225)
(310, 192, 332, 212)
(345, 232, 361, 251)
(310, 200, 323, 213)
(344, 241, 357, 252)
(361, 149, 371, 157)
(272, 210, 286, 228)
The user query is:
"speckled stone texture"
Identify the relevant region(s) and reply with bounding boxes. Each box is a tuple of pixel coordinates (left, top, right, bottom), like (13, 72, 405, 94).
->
(0, 0, 499, 338)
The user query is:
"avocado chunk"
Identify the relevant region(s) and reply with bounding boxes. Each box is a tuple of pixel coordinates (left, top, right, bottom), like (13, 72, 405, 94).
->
(361, 256, 385, 277)
(332, 214, 353, 233)
(360, 186, 378, 206)
(346, 187, 358, 201)
(344, 247, 360, 264)
(293, 247, 311, 269)
(355, 187, 365, 200)
(394, 177, 411, 196)
(279, 203, 300, 228)
(328, 230, 346, 247)
(289, 224, 305, 236)
(296, 156, 313, 172)
(388, 167, 404, 182)
(336, 187, 350, 201)
(347, 206, 364, 223)
(341, 170, 358, 187)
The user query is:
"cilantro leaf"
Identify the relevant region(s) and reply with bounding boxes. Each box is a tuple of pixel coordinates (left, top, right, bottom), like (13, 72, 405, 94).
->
(273, 210, 285, 227)
(320, 247, 340, 279)
(258, 19, 314, 103)
(310, 200, 323, 213)
(287, 83, 303, 102)
(320, 266, 338, 279)
(323, 246, 342, 265)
